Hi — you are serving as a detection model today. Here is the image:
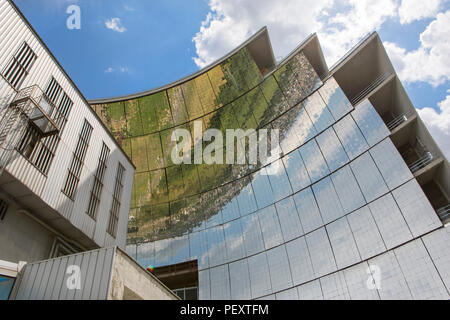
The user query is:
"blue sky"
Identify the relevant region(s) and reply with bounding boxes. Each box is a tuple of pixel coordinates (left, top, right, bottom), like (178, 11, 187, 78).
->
(13, 0, 450, 158)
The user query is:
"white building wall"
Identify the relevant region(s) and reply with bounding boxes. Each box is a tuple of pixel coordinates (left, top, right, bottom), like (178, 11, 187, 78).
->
(0, 0, 135, 251)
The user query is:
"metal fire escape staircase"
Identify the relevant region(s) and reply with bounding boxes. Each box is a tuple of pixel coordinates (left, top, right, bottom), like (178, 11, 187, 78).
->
(0, 85, 60, 175)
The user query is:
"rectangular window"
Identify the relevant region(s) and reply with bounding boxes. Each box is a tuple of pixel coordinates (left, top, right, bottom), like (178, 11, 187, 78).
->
(0, 199, 9, 221)
(2, 41, 37, 90)
(17, 77, 73, 174)
(87, 142, 110, 219)
(62, 119, 93, 200)
(107, 163, 125, 237)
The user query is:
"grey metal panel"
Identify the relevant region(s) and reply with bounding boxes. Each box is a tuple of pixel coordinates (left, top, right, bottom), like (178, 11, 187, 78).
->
(74, 251, 91, 300)
(29, 262, 48, 300)
(81, 250, 99, 300)
(22, 263, 40, 300)
(89, 247, 107, 300)
(15, 262, 33, 300)
(50, 256, 68, 300)
(58, 254, 76, 300)
(43, 258, 61, 300)
(11, 247, 116, 300)
(96, 247, 115, 300)
(67, 253, 84, 300)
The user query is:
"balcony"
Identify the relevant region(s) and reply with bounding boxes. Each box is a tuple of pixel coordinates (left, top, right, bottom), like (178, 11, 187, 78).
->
(437, 205, 450, 223)
(386, 111, 415, 131)
(9, 85, 59, 138)
(349, 72, 393, 105)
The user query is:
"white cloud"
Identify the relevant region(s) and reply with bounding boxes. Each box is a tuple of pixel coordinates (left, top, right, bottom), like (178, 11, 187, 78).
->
(418, 92, 450, 160)
(192, 0, 399, 68)
(192, 0, 335, 68)
(318, 0, 398, 64)
(398, 0, 445, 24)
(105, 17, 126, 33)
(104, 66, 129, 74)
(124, 5, 135, 12)
(384, 10, 450, 86)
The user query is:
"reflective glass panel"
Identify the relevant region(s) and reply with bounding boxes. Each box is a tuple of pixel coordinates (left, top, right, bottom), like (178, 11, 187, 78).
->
(331, 165, 366, 213)
(282, 149, 311, 193)
(189, 230, 209, 269)
(304, 92, 335, 133)
(275, 197, 304, 241)
(286, 237, 315, 286)
(312, 177, 345, 224)
(316, 127, 349, 172)
(240, 214, 265, 256)
(206, 226, 227, 267)
(326, 217, 361, 269)
(299, 139, 330, 183)
(236, 182, 258, 217)
(257, 206, 284, 249)
(210, 265, 231, 300)
(344, 262, 380, 300)
(370, 139, 413, 190)
(369, 194, 413, 249)
(305, 228, 337, 278)
(333, 115, 369, 160)
(229, 259, 252, 300)
(297, 280, 323, 300)
(251, 168, 275, 209)
(267, 160, 293, 202)
(350, 152, 389, 203)
(392, 180, 442, 237)
(293, 187, 324, 234)
(347, 206, 386, 261)
(368, 252, 412, 300)
(224, 219, 246, 262)
(266, 245, 293, 292)
(352, 100, 389, 147)
(320, 271, 351, 300)
(319, 77, 353, 121)
(198, 270, 211, 300)
(248, 252, 272, 298)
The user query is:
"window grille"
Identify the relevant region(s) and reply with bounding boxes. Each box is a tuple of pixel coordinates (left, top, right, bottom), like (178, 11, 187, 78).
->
(62, 119, 93, 199)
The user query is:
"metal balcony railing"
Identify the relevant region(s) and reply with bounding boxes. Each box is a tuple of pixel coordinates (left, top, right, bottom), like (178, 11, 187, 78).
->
(350, 72, 393, 105)
(437, 204, 450, 221)
(10, 85, 60, 137)
(408, 152, 436, 173)
(386, 111, 415, 131)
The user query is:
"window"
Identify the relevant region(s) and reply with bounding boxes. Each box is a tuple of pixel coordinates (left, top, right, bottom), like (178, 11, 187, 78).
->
(62, 119, 93, 199)
(0, 199, 9, 221)
(107, 163, 125, 237)
(87, 142, 110, 219)
(17, 77, 73, 174)
(0, 275, 15, 300)
(173, 287, 198, 300)
(2, 41, 37, 90)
